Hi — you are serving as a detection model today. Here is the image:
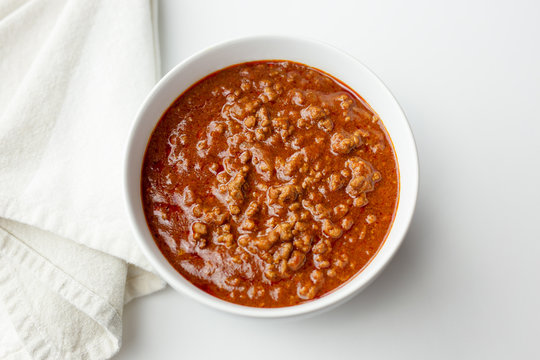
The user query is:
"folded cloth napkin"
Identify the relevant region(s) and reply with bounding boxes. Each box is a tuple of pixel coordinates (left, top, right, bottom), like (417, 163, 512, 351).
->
(0, 0, 166, 359)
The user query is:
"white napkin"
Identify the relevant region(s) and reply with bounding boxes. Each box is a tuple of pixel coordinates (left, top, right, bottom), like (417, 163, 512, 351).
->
(0, 0, 166, 359)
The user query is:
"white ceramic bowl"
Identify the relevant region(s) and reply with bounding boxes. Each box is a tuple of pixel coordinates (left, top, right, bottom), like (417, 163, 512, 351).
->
(124, 35, 418, 318)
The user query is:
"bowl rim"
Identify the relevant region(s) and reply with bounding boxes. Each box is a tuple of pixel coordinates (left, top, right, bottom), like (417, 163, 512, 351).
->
(124, 34, 419, 318)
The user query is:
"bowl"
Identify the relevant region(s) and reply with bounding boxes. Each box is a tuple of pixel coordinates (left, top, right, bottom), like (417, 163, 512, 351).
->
(124, 35, 418, 318)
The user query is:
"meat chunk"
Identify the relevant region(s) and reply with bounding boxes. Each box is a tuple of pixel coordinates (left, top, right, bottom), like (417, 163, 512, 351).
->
(287, 251, 306, 271)
(300, 105, 326, 121)
(227, 172, 247, 202)
(345, 157, 376, 198)
(268, 184, 301, 206)
(330, 132, 362, 154)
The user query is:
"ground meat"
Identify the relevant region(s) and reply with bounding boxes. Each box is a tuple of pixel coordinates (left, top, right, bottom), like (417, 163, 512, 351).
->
(227, 172, 247, 203)
(331, 131, 362, 154)
(142, 61, 398, 308)
(268, 184, 300, 206)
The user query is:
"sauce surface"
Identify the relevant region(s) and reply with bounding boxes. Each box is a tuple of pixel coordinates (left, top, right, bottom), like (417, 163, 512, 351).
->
(142, 61, 398, 307)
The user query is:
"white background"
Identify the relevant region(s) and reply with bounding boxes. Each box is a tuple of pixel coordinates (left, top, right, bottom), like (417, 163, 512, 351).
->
(115, 0, 540, 358)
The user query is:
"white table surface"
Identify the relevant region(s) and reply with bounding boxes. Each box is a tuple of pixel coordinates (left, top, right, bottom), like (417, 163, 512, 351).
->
(115, 0, 540, 358)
